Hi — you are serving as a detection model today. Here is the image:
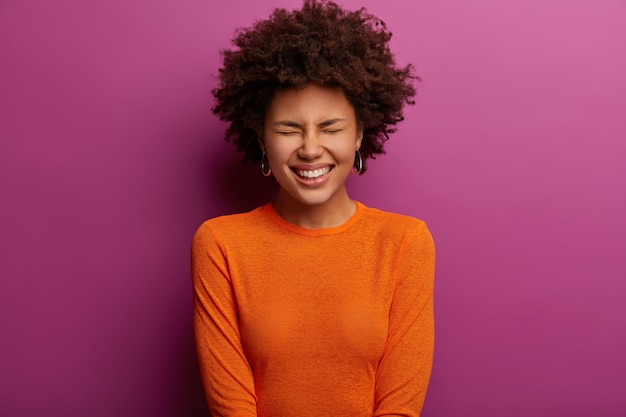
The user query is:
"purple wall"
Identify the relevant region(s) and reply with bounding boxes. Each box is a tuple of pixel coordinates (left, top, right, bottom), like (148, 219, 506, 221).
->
(1, 1, 625, 416)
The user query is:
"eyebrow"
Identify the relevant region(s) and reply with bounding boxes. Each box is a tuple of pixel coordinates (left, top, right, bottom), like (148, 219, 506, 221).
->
(272, 118, 346, 128)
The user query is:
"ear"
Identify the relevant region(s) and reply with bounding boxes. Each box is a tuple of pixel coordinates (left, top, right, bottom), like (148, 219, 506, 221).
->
(258, 134, 265, 153)
(355, 127, 363, 151)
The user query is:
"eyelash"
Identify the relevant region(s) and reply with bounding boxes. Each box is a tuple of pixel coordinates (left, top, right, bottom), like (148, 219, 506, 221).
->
(276, 130, 342, 136)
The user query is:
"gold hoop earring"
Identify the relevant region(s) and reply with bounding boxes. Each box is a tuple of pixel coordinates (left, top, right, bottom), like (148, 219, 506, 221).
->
(351, 150, 363, 175)
(261, 151, 272, 177)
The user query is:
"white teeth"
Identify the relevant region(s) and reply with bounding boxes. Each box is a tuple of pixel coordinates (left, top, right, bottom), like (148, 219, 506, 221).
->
(296, 167, 331, 179)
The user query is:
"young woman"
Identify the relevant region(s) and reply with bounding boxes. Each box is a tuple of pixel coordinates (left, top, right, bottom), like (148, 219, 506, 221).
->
(192, 1, 435, 416)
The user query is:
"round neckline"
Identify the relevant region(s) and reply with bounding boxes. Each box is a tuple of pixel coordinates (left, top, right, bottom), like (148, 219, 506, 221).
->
(262, 201, 365, 236)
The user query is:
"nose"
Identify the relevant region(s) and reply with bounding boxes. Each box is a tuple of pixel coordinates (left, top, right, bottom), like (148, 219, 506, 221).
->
(297, 133, 324, 160)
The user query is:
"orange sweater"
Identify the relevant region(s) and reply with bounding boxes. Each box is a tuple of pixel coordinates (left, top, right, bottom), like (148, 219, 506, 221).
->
(192, 202, 435, 417)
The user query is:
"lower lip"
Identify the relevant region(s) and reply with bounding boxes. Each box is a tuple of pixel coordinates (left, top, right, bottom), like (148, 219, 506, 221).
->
(293, 169, 333, 187)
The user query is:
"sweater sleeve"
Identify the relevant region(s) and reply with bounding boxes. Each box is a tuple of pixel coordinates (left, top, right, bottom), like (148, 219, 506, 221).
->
(191, 222, 257, 417)
(374, 221, 435, 417)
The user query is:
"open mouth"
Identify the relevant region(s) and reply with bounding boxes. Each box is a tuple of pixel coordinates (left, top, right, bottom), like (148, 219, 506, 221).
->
(292, 166, 333, 179)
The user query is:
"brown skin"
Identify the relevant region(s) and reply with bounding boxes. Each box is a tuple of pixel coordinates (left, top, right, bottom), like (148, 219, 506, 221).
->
(262, 84, 363, 229)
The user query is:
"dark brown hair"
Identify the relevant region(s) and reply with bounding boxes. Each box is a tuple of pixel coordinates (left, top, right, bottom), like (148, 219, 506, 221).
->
(212, 0, 418, 173)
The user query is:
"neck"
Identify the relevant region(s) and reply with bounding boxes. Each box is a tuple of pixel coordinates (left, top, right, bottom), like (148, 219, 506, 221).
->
(272, 188, 356, 229)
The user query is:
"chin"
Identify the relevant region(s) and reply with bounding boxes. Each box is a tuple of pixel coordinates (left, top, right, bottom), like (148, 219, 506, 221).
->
(291, 187, 347, 208)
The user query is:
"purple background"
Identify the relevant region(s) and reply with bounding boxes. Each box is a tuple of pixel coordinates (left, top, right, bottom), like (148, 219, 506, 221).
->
(1, 0, 625, 416)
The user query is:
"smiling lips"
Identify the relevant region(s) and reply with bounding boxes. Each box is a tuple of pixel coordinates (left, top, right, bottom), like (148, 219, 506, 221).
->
(294, 166, 333, 179)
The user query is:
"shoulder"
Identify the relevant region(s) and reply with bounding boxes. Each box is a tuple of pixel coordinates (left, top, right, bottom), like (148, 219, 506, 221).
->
(361, 204, 425, 226)
(359, 203, 432, 241)
(192, 205, 267, 248)
(357, 204, 435, 280)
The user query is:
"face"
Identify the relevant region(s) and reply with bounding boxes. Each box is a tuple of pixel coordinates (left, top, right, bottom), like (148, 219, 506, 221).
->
(262, 84, 363, 212)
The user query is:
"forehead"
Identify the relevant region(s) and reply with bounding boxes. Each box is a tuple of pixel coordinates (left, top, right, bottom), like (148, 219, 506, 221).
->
(265, 84, 356, 122)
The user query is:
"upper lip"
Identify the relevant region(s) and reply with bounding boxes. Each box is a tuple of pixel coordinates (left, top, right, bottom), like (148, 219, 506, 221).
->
(290, 164, 334, 171)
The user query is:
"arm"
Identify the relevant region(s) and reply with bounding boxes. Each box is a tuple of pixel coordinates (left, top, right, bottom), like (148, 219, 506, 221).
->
(191, 222, 257, 417)
(374, 222, 436, 417)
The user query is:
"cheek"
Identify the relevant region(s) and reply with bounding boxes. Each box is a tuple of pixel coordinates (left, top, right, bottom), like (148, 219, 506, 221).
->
(332, 141, 359, 161)
(265, 141, 294, 165)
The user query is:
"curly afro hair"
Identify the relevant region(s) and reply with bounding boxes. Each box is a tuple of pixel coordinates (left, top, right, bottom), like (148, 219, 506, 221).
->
(212, 0, 418, 173)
